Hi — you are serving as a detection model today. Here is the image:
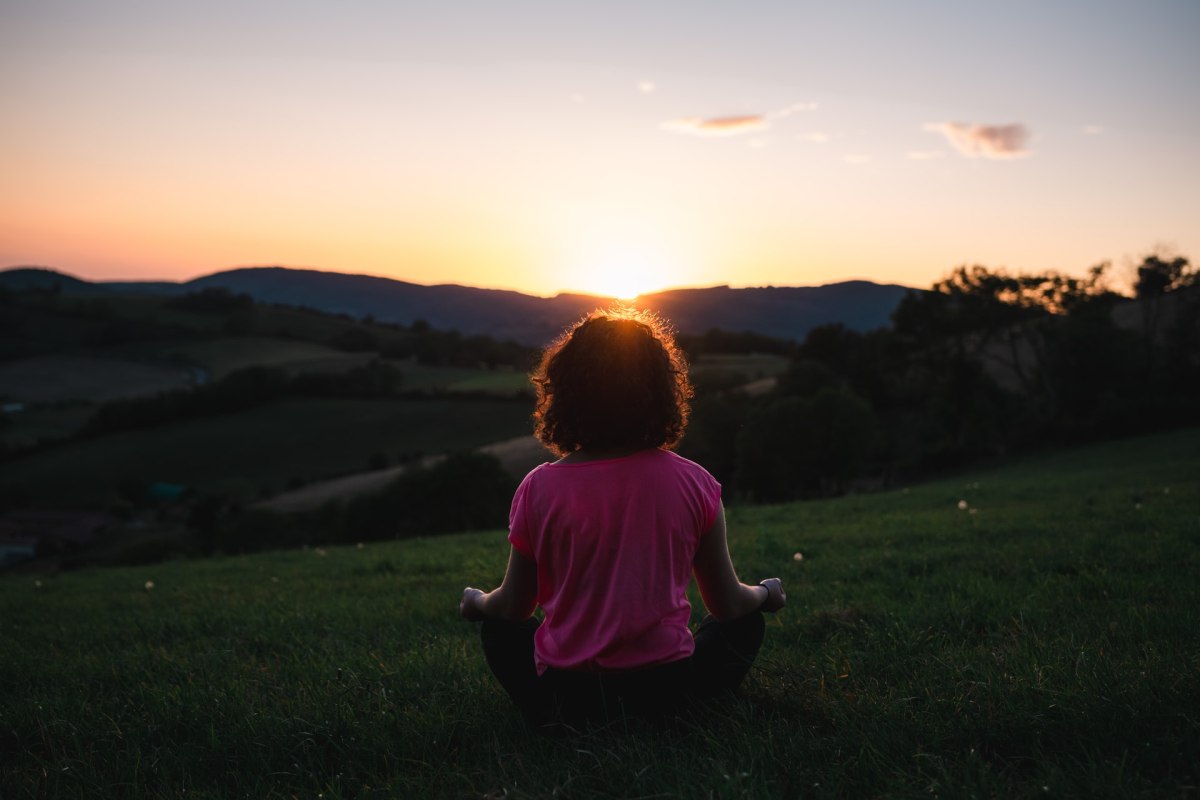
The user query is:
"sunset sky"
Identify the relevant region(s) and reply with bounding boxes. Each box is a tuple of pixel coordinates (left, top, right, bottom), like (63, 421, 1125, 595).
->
(2, 1, 1197, 299)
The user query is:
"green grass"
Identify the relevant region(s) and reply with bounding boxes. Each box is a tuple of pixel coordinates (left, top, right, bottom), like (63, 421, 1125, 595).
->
(1, 397, 533, 505)
(445, 369, 533, 394)
(2, 429, 1198, 798)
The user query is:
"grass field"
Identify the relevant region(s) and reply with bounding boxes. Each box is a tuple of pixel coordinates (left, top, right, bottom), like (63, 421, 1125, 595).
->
(690, 353, 791, 380)
(113, 337, 375, 381)
(1, 397, 533, 505)
(444, 369, 533, 394)
(2, 429, 1198, 798)
(0, 354, 197, 404)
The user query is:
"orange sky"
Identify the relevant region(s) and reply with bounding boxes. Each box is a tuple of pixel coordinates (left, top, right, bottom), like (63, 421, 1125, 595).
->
(2, 1, 1198, 298)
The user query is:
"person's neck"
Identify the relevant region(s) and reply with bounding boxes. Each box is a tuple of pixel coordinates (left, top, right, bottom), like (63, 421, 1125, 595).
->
(558, 446, 648, 464)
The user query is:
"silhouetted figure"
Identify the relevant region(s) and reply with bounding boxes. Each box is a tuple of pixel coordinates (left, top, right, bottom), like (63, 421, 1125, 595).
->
(460, 308, 785, 730)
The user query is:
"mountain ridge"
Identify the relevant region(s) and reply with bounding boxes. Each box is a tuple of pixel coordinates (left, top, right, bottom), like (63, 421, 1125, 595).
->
(0, 265, 915, 345)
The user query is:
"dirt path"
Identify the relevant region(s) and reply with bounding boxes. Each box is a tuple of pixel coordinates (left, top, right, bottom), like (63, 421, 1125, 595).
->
(253, 455, 444, 513)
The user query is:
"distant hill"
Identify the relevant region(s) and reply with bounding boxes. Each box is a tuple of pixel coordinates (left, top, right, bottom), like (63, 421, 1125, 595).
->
(637, 281, 911, 343)
(0, 267, 108, 295)
(0, 265, 914, 345)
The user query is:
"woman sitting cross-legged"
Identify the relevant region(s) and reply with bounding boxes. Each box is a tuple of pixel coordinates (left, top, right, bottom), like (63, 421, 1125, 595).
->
(459, 308, 785, 729)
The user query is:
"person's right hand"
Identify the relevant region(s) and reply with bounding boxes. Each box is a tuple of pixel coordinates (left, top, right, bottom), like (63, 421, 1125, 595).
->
(759, 577, 786, 613)
(459, 587, 485, 621)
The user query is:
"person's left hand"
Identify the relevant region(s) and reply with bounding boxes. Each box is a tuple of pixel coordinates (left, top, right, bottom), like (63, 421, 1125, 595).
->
(459, 587, 485, 621)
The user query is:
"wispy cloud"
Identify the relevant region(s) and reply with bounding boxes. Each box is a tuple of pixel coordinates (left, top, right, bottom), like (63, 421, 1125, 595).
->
(662, 114, 770, 137)
(802, 132, 830, 144)
(662, 102, 815, 138)
(1082, 124, 1104, 135)
(906, 150, 945, 160)
(637, 80, 656, 94)
(925, 122, 1030, 159)
(844, 154, 871, 165)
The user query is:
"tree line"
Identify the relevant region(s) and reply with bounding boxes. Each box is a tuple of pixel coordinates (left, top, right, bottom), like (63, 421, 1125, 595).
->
(677, 254, 1199, 502)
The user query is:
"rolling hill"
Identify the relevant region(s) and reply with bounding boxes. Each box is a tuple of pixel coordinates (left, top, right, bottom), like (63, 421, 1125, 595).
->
(0, 265, 914, 345)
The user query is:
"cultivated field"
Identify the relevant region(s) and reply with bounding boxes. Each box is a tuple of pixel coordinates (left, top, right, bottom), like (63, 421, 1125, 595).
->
(117, 337, 374, 381)
(0, 355, 197, 404)
(1, 397, 533, 506)
(2, 428, 1197, 798)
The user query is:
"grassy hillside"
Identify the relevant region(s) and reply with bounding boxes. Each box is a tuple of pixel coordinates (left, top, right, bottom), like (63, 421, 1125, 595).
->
(2, 429, 1197, 798)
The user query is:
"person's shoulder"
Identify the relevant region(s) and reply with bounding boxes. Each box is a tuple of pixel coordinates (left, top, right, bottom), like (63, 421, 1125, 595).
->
(516, 461, 553, 489)
(654, 449, 717, 480)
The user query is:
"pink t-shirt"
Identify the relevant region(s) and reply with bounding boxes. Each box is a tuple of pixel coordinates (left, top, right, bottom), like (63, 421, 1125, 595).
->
(507, 448, 722, 675)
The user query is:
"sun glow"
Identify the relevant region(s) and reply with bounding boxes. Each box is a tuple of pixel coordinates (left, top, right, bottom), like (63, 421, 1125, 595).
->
(567, 246, 680, 300)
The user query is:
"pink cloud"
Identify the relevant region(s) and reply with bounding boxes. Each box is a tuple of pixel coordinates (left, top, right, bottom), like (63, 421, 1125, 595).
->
(926, 122, 1030, 159)
(661, 114, 770, 137)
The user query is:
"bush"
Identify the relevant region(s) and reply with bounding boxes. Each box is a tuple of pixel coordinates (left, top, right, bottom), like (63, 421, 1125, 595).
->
(342, 452, 516, 541)
(734, 388, 877, 501)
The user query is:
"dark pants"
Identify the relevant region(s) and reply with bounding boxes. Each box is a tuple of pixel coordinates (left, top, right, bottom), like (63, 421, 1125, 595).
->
(480, 613, 765, 729)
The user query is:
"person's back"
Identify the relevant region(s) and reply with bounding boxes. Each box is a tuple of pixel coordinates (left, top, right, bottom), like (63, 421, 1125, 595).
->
(509, 448, 720, 675)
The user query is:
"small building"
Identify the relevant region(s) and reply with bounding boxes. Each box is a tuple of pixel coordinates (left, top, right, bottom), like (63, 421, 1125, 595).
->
(0, 536, 37, 567)
(147, 482, 190, 504)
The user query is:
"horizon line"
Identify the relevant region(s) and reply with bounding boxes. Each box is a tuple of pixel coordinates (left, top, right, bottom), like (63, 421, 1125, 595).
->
(0, 262, 921, 300)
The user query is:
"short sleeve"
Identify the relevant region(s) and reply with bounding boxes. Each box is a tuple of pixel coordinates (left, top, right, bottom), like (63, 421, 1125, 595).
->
(507, 467, 539, 559)
(672, 452, 722, 535)
(698, 471, 722, 533)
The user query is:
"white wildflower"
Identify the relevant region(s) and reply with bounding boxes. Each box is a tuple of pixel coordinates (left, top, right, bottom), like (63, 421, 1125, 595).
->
(957, 500, 968, 510)
(793, 552, 804, 562)
(144, 580, 155, 591)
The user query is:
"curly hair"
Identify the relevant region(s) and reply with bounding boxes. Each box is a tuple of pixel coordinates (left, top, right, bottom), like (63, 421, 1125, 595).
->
(532, 307, 693, 456)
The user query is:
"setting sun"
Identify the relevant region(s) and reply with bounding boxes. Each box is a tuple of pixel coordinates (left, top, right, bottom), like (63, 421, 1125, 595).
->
(559, 237, 691, 299)
(568, 248, 680, 299)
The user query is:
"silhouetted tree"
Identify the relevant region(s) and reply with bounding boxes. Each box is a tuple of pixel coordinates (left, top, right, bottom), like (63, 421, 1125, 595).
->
(342, 452, 516, 540)
(1135, 254, 1194, 297)
(677, 394, 748, 488)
